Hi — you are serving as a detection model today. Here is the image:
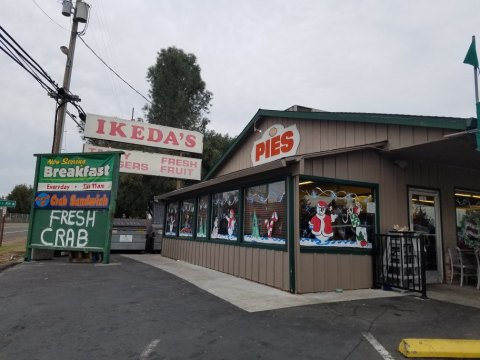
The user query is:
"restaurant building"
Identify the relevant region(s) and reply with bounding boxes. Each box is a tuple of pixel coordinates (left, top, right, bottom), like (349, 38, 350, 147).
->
(155, 106, 480, 293)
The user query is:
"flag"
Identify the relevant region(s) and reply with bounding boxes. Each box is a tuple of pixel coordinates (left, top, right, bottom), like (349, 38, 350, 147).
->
(464, 38, 479, 68)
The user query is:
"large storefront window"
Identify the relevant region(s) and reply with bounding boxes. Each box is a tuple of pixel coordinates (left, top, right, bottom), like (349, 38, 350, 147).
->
(165, 202, 179, 236)
(455, 190, 480, 249)
(244, 181, 286, 245)
(299, 180, 376, 248)
(196, 195, 209, 238)
(179, 199, 195, 237)
(211, 190, 239, 241)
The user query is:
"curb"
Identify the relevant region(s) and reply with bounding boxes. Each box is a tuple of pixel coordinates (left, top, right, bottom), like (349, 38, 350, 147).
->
(0, 260, 23, 273)
(399, 338, 480, 358)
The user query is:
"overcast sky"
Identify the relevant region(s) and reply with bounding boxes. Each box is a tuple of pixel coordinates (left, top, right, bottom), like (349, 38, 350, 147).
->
(1, 0, 479, 196)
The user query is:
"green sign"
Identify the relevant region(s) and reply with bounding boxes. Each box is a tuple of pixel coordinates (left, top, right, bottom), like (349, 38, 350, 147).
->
(0, 200, 16, 207)
(26, 152, 122, 263)
(37, 153, 115, 191)
(29, 209, 110, 250)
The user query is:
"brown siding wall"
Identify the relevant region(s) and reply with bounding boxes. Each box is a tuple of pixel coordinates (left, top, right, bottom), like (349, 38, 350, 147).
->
(162, 239, 290, 291)
(214, 117, 451, 178)
(298, 149, 480, 291)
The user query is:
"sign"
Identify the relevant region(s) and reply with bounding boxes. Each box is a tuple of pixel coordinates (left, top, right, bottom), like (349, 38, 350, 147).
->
(29, 209, 110, 249)
(37, 153, 115, 192)
(26, 152, 121, 263)
(84, 113, 204, 154)
(0, 200, 16, 207)
(83, 144, 202, 180)
(34, 191, 110, 209)
(251, 124, 300, 166)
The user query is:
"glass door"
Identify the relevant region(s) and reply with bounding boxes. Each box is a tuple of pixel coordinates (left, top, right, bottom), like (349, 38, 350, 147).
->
(408, 188, 443, 283)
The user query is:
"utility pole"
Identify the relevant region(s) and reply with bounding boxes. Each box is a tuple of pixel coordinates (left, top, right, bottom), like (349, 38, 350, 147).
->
(52, 0, 89, 153)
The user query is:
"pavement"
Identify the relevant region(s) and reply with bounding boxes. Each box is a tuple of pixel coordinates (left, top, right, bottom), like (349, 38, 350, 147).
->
(124, 254, 407, 313)
(0, 254, 479, 360)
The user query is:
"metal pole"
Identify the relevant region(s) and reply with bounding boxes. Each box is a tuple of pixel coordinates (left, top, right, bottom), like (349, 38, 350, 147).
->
(0, 214, 6, 247)
(52, 2, 80, 154)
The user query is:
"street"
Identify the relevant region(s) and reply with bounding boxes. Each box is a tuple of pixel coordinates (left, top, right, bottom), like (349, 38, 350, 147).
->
(1, 255, 479, 360)
(1, 222, 28, 244)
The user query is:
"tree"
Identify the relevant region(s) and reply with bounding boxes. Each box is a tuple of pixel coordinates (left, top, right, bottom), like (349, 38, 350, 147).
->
(7, 184, 34, 214)
(144, 47, 212, 131)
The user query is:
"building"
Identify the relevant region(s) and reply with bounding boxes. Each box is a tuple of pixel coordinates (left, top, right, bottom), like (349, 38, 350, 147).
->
(155, 106, 480, 293)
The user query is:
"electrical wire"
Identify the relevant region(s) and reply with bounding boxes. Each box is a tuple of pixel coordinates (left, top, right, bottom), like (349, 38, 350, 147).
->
(78, 36, 152, 104)
(31, 0, 68, 31)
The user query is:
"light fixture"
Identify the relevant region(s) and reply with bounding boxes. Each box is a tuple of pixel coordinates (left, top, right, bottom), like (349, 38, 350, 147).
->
(299, 181, 314, 186)
(60, 46, 69, 56)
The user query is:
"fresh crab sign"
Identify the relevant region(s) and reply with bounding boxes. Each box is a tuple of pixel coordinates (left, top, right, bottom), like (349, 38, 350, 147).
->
(251, 124, 300, 166)
(84, 114, 204, 154)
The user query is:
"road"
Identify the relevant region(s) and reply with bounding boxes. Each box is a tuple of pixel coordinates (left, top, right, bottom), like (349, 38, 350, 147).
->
(1, 255, 480, 360)
(1, 222, 28, 244)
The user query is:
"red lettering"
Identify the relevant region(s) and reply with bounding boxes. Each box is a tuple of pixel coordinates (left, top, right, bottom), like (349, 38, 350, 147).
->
(185, 134, 196, 148)
(270, 135, 281, 156)
(141, 164, 149, 171)
(109, 121, 127, 137)
(164, 131, 179, 145)
(131, 125, 145, 140)
(265, 138, 271, 158)
(255, 143, 266, 161)
(96, 119, 106, 134)
(147, 128, 163, 142)
(281, 131, 294, 152)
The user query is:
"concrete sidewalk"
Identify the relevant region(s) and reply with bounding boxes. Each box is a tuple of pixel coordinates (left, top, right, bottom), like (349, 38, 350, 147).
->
(124, 254, 405, 312)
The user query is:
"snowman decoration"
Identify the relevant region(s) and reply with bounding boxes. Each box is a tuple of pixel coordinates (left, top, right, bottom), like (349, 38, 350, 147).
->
(225, 209, 236, 239)
(309, 201, 337, 241)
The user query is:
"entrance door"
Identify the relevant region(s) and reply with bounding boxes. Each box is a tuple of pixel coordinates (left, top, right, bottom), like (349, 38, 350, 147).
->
(408, 188, 443, 283)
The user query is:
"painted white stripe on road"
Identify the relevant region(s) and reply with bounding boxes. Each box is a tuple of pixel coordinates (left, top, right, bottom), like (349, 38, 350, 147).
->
(140, 339, 160, 360)
(362, 332, 395, 360)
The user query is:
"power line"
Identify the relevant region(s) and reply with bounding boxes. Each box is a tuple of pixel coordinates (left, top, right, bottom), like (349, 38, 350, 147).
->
(78, 35, 152, 104)
(30, 0, 68, 31)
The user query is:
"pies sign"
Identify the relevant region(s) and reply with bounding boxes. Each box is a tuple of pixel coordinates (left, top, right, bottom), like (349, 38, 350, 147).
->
(251, 124, 300, 166)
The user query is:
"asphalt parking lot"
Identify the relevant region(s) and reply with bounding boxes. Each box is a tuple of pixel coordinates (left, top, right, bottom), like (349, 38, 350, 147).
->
(1, 255, 479, 360)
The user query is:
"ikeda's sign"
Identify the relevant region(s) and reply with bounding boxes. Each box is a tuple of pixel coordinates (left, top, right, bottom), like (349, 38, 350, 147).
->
(251, 124, 300, 166)
(84, 144, 202, 180)
(34, 191, 110, 209)
(84, 113, 204, 154)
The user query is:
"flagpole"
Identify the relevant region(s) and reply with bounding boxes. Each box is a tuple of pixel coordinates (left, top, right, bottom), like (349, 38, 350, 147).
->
(472, 36, 480, 103)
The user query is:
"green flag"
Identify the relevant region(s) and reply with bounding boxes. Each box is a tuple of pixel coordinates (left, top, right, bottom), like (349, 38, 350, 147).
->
(464, 38, 479, 68)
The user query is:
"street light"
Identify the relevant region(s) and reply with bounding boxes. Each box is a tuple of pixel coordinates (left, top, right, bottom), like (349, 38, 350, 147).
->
(52, 0, 90, 154)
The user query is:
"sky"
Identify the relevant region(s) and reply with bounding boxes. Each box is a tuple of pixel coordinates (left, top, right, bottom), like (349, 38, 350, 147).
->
(1, 0, 480, 196)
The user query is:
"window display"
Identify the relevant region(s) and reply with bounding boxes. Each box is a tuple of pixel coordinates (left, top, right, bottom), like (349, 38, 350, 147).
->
(455, 190, 480, 249)
(196, 195, 209, 238)
(165, 202, 179, 236)
(299, 180, 375, 248)
(244, 181, 286, 245)
(211, 190, 239, 241)
(180, 199, 195, 237)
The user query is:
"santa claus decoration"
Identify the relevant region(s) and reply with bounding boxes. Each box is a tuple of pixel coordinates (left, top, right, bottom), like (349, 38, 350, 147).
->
(309, 201, 338, 241)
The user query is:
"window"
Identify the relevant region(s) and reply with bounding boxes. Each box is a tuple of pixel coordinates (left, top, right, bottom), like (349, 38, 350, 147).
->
(299, 180, 376, 248)
(180, 199, 195, 237)
(244, 181, 286, 245)
(165, 202, 179, 236)
(196, 195, 209, 238)
(211, 190, 239, 241)
(455, 190, 480, 249)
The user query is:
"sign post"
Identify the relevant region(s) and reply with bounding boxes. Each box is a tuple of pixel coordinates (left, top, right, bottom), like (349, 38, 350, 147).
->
(0, 200, 16, 247)
(26, 151, 122, 263)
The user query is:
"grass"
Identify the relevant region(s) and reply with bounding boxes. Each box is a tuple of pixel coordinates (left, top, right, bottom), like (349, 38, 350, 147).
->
(0, 239, 26, 266)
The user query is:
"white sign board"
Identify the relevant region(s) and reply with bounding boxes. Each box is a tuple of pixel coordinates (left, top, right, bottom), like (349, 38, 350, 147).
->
(83, 144, 202, 180)
(251, 124, 300, 166)
(84, 114, 204, 154)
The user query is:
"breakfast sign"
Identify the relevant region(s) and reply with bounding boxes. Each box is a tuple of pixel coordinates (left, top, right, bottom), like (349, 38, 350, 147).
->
(26, 152, 122, 263)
